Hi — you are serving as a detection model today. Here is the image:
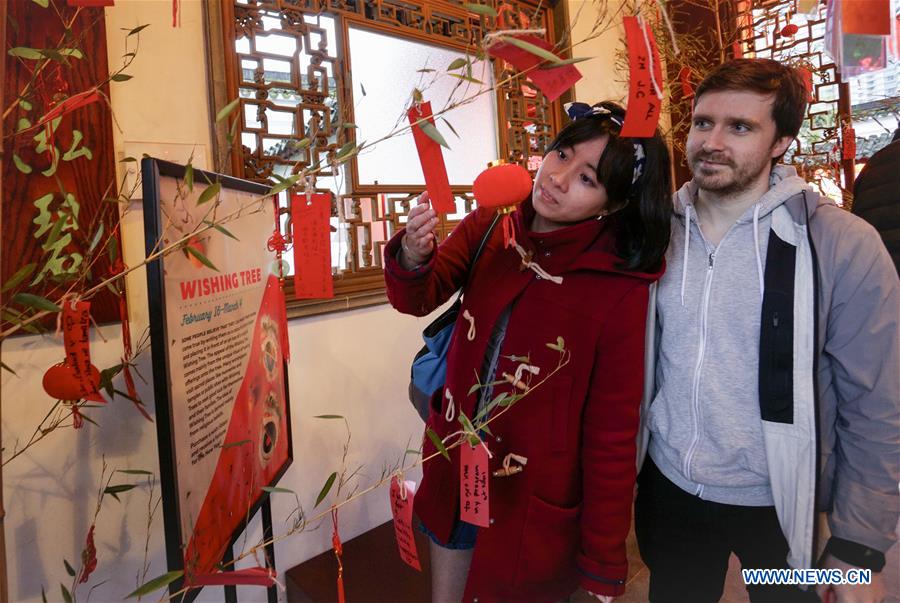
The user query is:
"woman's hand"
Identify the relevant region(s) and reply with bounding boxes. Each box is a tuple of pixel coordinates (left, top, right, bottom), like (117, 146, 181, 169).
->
(400, 191, 438, 269)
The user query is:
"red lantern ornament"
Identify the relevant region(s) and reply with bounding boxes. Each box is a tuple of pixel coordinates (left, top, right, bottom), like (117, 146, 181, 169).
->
(472, 162, 533, 248)
(781, 23, 799, 37)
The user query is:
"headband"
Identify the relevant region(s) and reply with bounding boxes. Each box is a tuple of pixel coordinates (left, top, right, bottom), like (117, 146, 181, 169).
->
(563, 101, 645, 188)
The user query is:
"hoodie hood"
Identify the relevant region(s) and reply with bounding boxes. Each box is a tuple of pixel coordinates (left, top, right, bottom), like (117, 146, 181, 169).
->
(673, 164, 811, 304)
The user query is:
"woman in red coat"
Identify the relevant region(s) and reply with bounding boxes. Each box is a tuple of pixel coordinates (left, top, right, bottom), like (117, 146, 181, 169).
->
(384, 102, 672, 602)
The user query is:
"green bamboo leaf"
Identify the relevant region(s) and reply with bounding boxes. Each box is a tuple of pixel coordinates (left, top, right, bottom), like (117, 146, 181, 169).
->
(216, 97, 240, 123)
(12, 154, 32, 174)
(262, 486, 295, 494)
(2, 263, 36, 293)
(32, 0, 49, 7)
(467, 382, 482, 396)
(463, 3, 498, 17)
(8, 47, 43, 60)
(334, 141, 357, 160)
(537, 57, 591, 69)
(416, 68, 435, 73)
(1, 362, 18, 376)
(441, 117, 460, 139)
(80, 413, 100, 427)
(458, 411, 476, 435)
(405, 448, 422, 456)
(111, 73, 133, 82)
(119, 156, 137, 163)
(17, 118, 31, 132)
(360, 82, 367, 96)
(202, 220, 238, 240)
(41, 586, 48, 603)
(426, 428, 450, 461)
(58, 48, 83, 59)
(314, 414, 344, 419)
(20, 99, 33, 111)
(499, 36, 562, 64)
(314, 472, 338, 508)
(88, 223, 104, 254)
(12, 293, 61, 313)
(416, 119, 450, 149)
(447, 73, 483, 85)
(293, 137, 312, 149)
(447, 58, 467, 71)
(185, 245, 219, 271)
(63, 559, 76, 577)
(126, 570, 183, 599)
(184, 163, 194, 192)
(61, 584, 72, 603)
(557, 336, 565, 349)
(104, 484, 136, 502)
(117, 469, 153, 475)
(196, 181, 221, 205)
(221, 439, 250, 449)
(268, 175, 299, 197)
(126, 24, 151, 37)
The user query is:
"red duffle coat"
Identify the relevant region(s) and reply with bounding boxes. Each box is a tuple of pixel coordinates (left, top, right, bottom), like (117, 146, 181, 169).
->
(384, 200, 663, 601)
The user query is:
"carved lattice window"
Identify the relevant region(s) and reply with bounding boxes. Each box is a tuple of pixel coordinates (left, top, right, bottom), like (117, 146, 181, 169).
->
(213, 0, 564, 316)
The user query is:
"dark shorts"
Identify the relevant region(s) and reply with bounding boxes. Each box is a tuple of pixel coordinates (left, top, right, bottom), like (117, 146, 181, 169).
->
(418, 517, 478, 550)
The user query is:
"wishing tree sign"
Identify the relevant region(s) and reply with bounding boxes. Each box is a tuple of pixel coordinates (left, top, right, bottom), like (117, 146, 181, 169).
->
(142, 159, 292, 593)
(2, 0, 124, 329)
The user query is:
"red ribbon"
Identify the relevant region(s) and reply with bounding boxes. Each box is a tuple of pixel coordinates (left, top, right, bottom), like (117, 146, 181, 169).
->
(501, 213, 516, 249)
(78, 525, 97, 583)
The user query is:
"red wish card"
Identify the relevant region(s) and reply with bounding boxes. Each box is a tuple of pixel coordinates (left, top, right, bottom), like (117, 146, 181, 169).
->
(390, 477, 421, 571)
(407, 102, 455, 214)
(487, 34, 582, 102)
(460, 442, 490, 528)
(842, 0, 891, 36)
(62, 301, 104, 403)
(621, 16, 664, 138)
(291, 192, 334, 299)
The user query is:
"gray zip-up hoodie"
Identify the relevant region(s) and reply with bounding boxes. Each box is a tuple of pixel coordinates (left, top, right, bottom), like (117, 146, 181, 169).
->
(647, 166, 811, 506)
(638, 165, 900, 569)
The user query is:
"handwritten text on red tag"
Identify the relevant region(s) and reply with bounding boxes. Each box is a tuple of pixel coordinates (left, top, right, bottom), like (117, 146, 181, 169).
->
(291, 192, 334, 299)
(621, 16, 663, 138)
(460, 442, 490, 528)
(390, 477, 421, 571)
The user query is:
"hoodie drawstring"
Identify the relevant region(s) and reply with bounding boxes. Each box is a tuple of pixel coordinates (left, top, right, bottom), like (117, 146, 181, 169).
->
(680, 204, 691, 307)
(752, 204, 764, 300)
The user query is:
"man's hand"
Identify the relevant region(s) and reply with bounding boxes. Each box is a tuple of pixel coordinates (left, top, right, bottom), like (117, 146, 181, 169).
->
(815, 554, 886, 603)
(400, 191, 437, 269)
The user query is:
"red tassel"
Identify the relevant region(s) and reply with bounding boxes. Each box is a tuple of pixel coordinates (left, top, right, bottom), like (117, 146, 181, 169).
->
(501, 213, 516, 248)
(332, 508, 345, 603)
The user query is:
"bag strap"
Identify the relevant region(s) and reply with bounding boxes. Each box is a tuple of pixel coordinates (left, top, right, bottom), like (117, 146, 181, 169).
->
(455, 212, 502, 303)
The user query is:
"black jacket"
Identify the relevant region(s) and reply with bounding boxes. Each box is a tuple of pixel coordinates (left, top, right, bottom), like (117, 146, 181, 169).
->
(852, 136, 900, 275)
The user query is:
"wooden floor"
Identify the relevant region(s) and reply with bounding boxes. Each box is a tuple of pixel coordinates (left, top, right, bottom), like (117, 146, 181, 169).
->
(287, 517, 900, 602)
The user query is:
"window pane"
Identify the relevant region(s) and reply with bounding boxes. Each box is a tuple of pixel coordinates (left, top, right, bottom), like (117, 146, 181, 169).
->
(348, 26, 499, 186)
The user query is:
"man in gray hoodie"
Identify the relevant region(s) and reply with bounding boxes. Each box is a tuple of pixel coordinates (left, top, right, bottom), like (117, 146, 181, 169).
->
(635, 59, 899, 603)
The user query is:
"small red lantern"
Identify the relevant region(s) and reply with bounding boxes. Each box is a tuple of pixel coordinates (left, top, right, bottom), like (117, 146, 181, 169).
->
(781, 23, 799, 36)
(473, 162, 533, 248)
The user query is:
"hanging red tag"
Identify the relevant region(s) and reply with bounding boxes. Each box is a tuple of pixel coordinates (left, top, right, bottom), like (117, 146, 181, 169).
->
(798, 68, 815, 102)
(291, 192, 334, 299)
(39, 89, 102, 124)
(59, 301, 104, 403)
(389, 477, 421, 571)
(842, 125, 857, 160)
(460, 442, 490, 528)
(191, 567, 277, 587)
(842, 0, 891, 35)
(486, 34, 582, 102)
(332, 508, 346, 603)
(407, 102, 455, 214)
(620, 16, 664, 138)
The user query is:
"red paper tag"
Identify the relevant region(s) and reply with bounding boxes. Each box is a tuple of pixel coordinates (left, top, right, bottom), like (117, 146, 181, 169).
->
(291, 192, 334, 299)
(621, 17, 664, 138)
(62, 301, 104, 402)
(487, 34, 582, 102)
(842, 125, 856, 160)
(460, 442, 490, 528)
(842, 0, 891, 35)
(191, 567, 277, 587)
(407, 102, 455, 214)
(40, 89, 102, 124)
(389, 477, 421, 571)
(798, 68, 815, 102)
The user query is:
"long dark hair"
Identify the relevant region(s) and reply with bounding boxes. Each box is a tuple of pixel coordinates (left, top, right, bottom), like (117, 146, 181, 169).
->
(546, 101, 673, 273)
